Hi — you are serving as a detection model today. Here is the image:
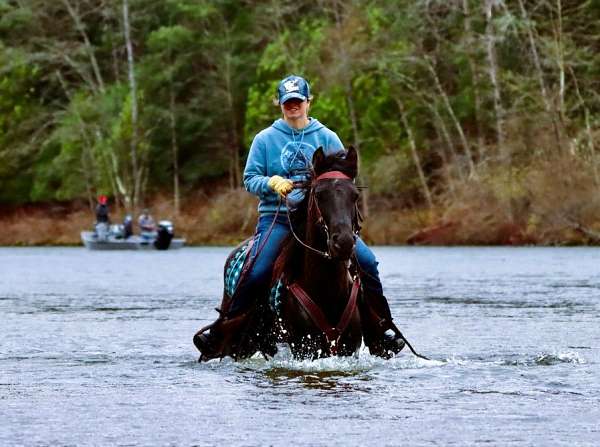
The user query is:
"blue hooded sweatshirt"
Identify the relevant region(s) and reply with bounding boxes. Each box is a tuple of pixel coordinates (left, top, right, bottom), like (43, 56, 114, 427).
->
(243, 118, 344, 215)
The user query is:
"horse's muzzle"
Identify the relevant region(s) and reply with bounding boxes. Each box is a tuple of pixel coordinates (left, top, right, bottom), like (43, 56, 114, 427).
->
(329, 232, 355, 260)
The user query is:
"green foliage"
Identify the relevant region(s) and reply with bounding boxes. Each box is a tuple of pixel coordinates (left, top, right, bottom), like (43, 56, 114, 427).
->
(0, 44, 43, 202)
(0, 0, 598, 215)
(0, 3, 34, 33)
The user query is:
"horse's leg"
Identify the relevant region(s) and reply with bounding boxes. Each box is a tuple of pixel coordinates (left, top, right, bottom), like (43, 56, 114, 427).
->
(338, 314, 363, 357)
(249, 298, 278, 358)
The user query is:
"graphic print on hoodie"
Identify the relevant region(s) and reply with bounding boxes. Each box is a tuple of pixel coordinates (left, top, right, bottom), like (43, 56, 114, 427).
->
(244, 118, 344, 215)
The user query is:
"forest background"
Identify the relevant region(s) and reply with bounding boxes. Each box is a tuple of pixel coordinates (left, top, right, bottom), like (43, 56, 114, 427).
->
(0, 0, 599, 245)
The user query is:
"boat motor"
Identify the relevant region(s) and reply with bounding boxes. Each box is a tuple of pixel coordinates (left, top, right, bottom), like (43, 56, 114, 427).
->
(154, 220, 174, 250)
(110, 224, 125, 239)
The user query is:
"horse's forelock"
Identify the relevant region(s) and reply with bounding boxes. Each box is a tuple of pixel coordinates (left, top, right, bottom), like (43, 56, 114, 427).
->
(314, 151, 357, 179)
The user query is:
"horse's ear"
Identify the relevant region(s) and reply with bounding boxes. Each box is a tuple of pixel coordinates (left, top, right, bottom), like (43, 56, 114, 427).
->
(345, 146, 358, 169)
(312, 146, 326, 173)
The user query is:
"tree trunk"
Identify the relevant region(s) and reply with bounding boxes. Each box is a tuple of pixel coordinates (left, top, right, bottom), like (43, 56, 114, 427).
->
(484, 0, 513, 222)
(553, 0, 566, 128)
(461, 0, 486, 159)
(62, 0, 105, 93)
(429, 100, 465, 185)
(427, 61, 476, 177)
(396, 97, 433, 209)
(569, 66, 599, 188)
(122, 0, 140, 212)
(169, 86, 180, 215)
(222, 37, 241, 190)
(484, 0, 506, 159)
(431, 118, 457, 198)
(517, 0, 562, 152)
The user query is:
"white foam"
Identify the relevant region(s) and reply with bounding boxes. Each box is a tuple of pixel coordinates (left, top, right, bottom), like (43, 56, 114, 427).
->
(236, 343, 445, 373)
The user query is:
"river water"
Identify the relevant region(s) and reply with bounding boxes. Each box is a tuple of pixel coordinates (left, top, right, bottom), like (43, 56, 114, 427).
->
(1, 246, 599, 446)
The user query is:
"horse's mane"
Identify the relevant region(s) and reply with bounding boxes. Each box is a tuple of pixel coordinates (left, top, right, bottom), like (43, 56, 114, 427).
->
(272, 149, 357, 284)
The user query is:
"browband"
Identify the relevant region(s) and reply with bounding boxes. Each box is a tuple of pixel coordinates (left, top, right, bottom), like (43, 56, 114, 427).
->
(315, 171, 352, 181)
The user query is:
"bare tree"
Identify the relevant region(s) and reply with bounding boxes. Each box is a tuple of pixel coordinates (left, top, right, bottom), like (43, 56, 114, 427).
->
(428, 99, 465, 185)
(61, 0, 105, 93)
(122, 0, 141, 212)
(396, 97, 433, 209)
(569, 66, 599, 188)
(551, 0, 567, 127)
(483, 0, 506, 158)
(516, 0, 562, 152)
(461, 0, 486, 158)
(426, 60, 476, 177)
(169, 86, 180, 215)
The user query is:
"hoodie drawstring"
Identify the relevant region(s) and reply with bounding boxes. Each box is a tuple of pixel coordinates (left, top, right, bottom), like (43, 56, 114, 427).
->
(289, 128, 306, 168)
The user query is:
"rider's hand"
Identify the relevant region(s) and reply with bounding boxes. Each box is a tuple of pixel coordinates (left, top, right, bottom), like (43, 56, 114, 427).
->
(268, 175, 294, 197)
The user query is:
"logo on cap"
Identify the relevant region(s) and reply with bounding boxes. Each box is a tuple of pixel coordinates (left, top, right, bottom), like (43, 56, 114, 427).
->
(283, 79, 300, 93)
(278, 75, 310, 103)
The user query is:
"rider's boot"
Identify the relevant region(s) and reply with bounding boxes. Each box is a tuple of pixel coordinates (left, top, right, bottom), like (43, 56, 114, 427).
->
(359, 292, 405, 358)
(193, 309, 254, 361)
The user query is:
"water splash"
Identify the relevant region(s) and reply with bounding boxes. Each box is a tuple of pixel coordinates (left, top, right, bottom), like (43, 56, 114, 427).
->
(444, 351, 588, 367)
(534, 351, 586, 366)
(218, 344, 445, 374)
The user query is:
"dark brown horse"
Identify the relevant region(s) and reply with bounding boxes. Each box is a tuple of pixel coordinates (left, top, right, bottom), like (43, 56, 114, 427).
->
(271, 146, 363, 358)
(194, 147, 367, 361)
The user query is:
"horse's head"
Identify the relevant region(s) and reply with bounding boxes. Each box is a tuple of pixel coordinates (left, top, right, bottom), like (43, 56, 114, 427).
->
(309, 146, 360, 261)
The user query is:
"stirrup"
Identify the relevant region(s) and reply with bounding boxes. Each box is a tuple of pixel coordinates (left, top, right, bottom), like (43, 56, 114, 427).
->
(385, 321, 430, 361)
(194, 332, 221, 362)
(193, 318, 224, 361)
(382, 328, 406, 356)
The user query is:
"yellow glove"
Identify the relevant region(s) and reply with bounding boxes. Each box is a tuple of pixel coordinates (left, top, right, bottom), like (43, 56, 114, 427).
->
(268, 175, 294, 197)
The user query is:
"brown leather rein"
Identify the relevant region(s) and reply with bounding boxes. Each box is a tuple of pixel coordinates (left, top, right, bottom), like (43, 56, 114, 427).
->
(288, 275, 361, 355)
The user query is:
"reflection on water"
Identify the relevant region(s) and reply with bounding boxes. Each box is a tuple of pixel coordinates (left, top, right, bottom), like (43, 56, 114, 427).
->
(264, 368, 363, 391)
(0, 246, 599, 446)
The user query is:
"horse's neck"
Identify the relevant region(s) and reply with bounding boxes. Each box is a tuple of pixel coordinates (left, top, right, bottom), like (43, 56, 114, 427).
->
(300, 227, 350, 309)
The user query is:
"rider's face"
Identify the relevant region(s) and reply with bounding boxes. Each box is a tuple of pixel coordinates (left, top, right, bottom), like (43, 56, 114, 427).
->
(281, 98, 309, 121)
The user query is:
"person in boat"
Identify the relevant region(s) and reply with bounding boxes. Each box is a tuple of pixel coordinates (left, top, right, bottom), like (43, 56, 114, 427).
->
(123, 214, 133, 239)
(95, 195, 110, 224)
(138, 209, 157, 238)
(196, 75, 405, 358)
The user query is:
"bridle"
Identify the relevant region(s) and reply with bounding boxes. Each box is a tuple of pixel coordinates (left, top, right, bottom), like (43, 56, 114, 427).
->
(286, 170, 362, 260)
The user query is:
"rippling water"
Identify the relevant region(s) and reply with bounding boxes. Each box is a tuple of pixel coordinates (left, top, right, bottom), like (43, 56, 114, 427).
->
(1, 247, 599, 446)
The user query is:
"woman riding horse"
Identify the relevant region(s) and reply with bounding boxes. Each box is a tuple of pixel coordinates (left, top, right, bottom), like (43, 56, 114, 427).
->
(194, 75, 405, 360)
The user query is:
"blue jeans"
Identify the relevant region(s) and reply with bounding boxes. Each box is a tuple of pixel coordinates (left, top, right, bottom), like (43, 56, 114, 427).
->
(229, 214, 383, 314)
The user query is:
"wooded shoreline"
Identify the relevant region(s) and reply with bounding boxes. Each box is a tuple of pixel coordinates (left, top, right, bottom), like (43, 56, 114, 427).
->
(2, 187, 598, 247)
(1, 1, 598, 239)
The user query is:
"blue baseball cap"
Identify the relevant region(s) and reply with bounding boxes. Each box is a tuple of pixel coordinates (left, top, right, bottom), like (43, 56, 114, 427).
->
(277, 75, 311, 104)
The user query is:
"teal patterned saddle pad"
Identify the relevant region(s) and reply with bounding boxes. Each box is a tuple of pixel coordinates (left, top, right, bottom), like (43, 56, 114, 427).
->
(224, 236, 256, 298)
(223, 235, 286, 315)
(269, 278, 286, 316)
